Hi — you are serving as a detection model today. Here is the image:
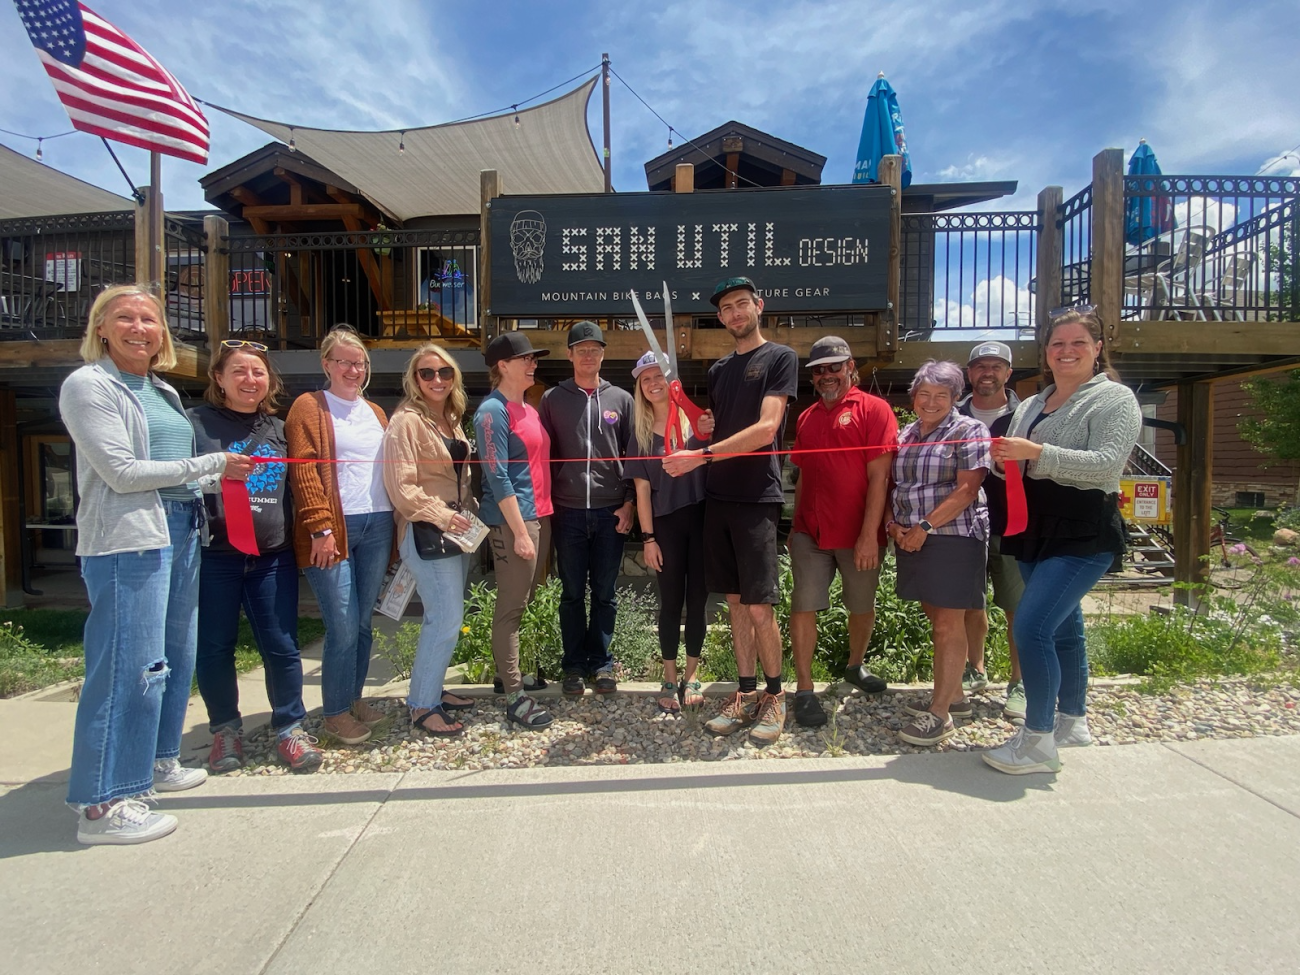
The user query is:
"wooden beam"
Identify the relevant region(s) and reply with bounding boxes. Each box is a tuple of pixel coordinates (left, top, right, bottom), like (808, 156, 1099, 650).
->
(159, 343, 207, 380)
(241, 203, 366, 221)
(273, 167, 331, 206)
(877, 154, 902, 357)
(1091, 148, 1125, 344)
(0, 340, 84, 368)
(134, 185, 164, 289)
(1173, 381, 1214, 602)
(480, 170, 501, 351)
(0, 389, 20, 606)
(675, 163, 694, 194)
(725, 152, 739, 189)
(1035, 185, 1063, 337)
(893, 340, 1040, 371)
(1110, 321, 1300, 356)
(780, 168, 796, 186)
(341, 215, 393, 311)
(203, 214, 230, 348)
(230, 186, 270, 208)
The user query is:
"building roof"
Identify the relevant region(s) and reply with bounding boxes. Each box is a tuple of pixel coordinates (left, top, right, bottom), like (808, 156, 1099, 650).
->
(0, 143, 133, 219)
(209, 79, 606, 222)
(644, 120, 826, 190)
(903, 180, 1020, 212)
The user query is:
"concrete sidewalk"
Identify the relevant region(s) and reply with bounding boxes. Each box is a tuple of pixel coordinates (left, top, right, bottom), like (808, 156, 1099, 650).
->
(2, 736, 1298, 974)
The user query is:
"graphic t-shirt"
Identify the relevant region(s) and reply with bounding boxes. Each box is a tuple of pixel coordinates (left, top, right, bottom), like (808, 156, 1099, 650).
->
(704, 341, 798, 504)
(475, 391, 553, 525)
(189, 404, 291, 554)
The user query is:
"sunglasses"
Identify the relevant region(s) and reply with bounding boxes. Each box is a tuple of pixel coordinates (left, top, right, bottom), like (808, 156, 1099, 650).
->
(221, 339, 268, 352)
(1048, 302, 1096, 320)
(417, 366, 456, 382)
(810, 361, 846, 376)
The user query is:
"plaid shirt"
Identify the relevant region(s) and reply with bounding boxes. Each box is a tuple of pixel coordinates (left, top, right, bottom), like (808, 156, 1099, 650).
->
(892, 409, 990, 540)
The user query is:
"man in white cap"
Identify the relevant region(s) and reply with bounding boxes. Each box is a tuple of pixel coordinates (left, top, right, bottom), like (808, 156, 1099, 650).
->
(787, 336, 898, 727)
(957, 340, 1025, 720)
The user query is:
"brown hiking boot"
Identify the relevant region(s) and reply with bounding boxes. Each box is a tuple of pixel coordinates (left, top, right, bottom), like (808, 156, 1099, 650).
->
(323, 712, 372, 745)
(748, 691, 787, 746)
(704, 690, 759, 736)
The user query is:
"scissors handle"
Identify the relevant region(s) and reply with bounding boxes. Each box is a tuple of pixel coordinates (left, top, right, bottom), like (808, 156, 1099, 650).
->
(662, 380, 707, 454)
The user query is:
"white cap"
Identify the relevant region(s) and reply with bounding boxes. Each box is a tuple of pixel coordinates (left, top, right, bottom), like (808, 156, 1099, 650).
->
(632, 351, 662, 379)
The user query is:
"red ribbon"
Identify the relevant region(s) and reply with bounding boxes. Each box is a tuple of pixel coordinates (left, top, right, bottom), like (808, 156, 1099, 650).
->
(221, 478, 260, 556)
(1002, 457, 1028, 536)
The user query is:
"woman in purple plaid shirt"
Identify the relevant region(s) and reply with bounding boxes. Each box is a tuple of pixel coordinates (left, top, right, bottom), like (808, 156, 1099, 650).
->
(886, 360, 992, 747)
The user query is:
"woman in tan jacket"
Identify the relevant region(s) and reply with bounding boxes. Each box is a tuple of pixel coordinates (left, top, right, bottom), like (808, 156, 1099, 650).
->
(382, 344, 477, 736)
(285, 326, 392, 745)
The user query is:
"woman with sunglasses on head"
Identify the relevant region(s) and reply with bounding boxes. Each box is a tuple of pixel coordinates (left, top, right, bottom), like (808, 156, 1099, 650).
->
(285, 325, 394, 746)
(623, 351, 713, 714)
(382, 344, 477, 737)
(59, 285, 255, 845)
(189, 340, 322, 773)
(983, 307, 1141, 775)
(474, 332, 554, 729)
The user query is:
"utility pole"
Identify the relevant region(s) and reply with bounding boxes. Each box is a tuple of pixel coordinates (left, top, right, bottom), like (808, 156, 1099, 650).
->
(602, 52, 612, 193)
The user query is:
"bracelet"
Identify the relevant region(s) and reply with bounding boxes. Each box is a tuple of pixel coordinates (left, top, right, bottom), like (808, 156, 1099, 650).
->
(642, 533, 657, 542)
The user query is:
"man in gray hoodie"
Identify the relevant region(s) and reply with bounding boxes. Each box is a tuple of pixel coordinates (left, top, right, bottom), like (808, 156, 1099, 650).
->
(539, 321, 636, 695)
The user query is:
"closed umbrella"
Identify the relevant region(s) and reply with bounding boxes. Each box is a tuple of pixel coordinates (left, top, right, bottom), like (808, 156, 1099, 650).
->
(853, 72, 911, 187)
(1125, 139, 1174, 245)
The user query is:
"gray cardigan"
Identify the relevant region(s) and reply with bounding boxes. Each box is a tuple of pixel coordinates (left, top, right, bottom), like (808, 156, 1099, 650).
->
(1006, 374, 1142, 494)
(59, 359, 228, 557)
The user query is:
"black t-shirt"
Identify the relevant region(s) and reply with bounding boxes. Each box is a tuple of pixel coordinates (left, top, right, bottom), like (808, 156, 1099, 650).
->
(705, 341, 798, 503)
(188, 404, 292, 555)
(623, 433, 707, 518)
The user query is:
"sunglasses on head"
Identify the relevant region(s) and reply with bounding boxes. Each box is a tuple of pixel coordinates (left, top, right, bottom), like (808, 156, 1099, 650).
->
(810, 361, 846, 376)
(1048, 302, 1096, 320)
(417, 366, 456, 382)
(221, 339, 268, 352)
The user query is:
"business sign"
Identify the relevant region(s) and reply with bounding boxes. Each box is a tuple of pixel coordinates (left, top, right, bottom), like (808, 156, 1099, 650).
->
(1119, 477, 1171, 525)
(487, 185, 892, 316)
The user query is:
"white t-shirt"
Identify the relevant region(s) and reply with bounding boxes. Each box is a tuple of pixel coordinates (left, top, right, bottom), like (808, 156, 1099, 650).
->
(969, 403, 1012, 429)
(323, 390, 392, 514)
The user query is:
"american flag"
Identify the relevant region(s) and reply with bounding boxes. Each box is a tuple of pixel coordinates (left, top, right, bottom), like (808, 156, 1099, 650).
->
(14, 0, 209, 164)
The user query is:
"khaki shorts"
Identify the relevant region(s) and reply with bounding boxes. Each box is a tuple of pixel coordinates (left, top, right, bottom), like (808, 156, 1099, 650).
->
(789, 531, 884, 614)
(987, 534, 1025, 613)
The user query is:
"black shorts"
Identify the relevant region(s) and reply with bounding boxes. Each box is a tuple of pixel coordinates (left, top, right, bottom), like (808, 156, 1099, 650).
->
(704, 499, 783, 605)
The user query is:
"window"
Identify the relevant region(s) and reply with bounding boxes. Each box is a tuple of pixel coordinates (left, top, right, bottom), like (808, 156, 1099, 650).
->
(416, 246, 478, 328)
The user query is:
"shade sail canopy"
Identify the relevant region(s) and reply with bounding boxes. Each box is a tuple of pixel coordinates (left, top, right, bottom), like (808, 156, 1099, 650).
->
(210, 79, 606, 222)
(0, 143, 133, 219)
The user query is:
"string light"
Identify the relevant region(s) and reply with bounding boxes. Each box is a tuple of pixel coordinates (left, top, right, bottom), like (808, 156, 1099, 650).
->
(35, 137, 43, 162)
(513, 105, 520, 129)
(398, 131, 405, 154)
(667, 126, 673, 149)
(287, 126, 297, 152)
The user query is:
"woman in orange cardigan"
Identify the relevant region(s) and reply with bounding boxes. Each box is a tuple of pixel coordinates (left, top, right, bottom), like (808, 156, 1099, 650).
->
(285, 326, 393, 745)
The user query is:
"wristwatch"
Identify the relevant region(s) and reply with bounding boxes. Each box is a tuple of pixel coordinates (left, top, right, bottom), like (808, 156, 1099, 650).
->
(701, 446, 714, 464)
(918, 519, 936, 534)
(311, 529, 333, 539)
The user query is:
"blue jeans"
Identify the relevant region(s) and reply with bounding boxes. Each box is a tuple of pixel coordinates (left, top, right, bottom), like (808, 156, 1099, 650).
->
(553, 504, 626, 675)
(196, 547, 305, 734)
(399, 530, 470, 710)
(67, 499, 201, 806)
(304, 511, 394, 717)
(1013, 552, 1114, 733)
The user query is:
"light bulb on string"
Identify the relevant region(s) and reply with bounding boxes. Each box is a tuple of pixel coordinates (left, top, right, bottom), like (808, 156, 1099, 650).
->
(35, 137, 43, 162)
(513, 105, 520, 129)
(398, 131, 405, 154)
(667, 127, 673, 149)
(287, 127, 297, 152)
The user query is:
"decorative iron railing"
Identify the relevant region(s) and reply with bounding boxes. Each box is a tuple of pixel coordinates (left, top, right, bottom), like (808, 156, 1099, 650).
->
(1056, 184, 1093, 309)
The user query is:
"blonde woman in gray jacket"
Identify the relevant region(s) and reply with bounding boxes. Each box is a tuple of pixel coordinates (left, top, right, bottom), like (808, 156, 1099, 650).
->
(59, 285, 253, 845)
(982, 307, 1141, 775)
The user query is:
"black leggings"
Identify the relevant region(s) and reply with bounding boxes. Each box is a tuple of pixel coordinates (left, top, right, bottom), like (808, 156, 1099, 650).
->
(654, 501, 707, 661)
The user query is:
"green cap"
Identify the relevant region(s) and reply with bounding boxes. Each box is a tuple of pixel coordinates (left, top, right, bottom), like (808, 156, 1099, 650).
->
(709, 276, 757, 307)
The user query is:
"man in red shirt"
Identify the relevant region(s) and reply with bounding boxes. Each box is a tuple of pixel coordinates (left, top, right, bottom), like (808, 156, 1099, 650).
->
(789, 336, 898, 727)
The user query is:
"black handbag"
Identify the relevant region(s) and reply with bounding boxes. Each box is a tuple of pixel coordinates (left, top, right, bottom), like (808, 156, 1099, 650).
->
(410, 503, 463, 560)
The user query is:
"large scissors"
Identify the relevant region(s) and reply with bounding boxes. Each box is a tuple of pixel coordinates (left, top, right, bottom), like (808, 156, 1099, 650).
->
(629, 281, 709, 454)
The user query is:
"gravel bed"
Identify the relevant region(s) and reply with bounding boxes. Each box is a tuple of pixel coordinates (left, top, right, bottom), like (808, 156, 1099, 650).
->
(217, 678, 1300, 776)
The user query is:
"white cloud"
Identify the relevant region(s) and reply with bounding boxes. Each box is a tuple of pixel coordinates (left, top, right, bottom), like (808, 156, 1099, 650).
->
(934, 275, 1036, 334)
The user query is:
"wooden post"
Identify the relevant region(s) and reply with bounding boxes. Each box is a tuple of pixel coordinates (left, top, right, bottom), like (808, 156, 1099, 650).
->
(877, 154, 901, 356)
(133, 151, 164, 290)
(203, 214, 230, 348)
(1035, 185, 1064, 338)
(1173, 381, 1214, 603)
(674, 168, 695, 364)
(480, 169, 501, 352)
(0, 389, 22, 607)
(675, 163, 694, 194)
(1091, 148, 1125, 344)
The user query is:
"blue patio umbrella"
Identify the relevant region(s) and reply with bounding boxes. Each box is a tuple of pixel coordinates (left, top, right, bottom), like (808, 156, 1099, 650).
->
(1125, 139, 1174, 245)
(853, 73, 912, 187)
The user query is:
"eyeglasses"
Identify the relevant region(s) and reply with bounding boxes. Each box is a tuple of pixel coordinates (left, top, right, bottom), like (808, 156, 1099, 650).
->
(221, 339, 268, 352)
(1047, 302, 1096, 320)
(508, 353, 541, 364)
(417, 366, 456, 382)
(326, 357, 367, 373)
(810, 362, 846, 376)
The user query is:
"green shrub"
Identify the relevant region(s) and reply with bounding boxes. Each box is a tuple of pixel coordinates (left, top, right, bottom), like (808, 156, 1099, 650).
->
(0, 619, 84, 698)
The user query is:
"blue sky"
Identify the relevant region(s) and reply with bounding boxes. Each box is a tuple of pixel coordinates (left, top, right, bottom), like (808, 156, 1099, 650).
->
(2, 0, 1298, 215)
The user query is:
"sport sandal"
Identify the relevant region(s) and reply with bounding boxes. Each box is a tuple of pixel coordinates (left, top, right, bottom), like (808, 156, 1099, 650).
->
(657, 681, 681, 714)
(506, 695, 554, 729)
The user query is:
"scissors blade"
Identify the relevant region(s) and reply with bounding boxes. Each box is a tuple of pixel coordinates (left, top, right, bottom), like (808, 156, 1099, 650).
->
(630, 288, 672, 376)
(661, 280, 679, 379)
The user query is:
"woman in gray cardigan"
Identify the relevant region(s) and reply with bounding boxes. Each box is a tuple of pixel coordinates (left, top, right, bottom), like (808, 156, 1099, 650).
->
(982, 307, 1141, 775)
(59, 285, 253, 845)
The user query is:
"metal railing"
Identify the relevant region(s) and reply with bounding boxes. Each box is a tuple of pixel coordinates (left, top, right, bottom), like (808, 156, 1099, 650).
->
(1121, 175, 1300, 321)
(223, 228, 481, 348)
(900, 210, 1039, 337)
(1056, 184, 1093, 308)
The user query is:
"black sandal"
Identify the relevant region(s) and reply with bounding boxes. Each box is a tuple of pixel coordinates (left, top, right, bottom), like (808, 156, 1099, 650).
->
(440, 691, 475, 712)
(411, 705, 463, 738)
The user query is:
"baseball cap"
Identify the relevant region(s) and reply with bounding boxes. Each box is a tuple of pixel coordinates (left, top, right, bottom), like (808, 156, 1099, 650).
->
(631, 351, 664, 380)
(968, 341, 1013, 365)
(567, 321, 606, 347)
(484, 331, 550, 367)
(807, 335, 852, 368)
(709, 276, 757, 307)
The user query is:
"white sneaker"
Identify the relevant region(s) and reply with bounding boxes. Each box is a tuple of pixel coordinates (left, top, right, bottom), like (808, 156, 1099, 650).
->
(77, 798, 178, 846)
(982, 726, 1062, 775)
(153, 758, 208, 792)
(1054, 712, 1093, 748)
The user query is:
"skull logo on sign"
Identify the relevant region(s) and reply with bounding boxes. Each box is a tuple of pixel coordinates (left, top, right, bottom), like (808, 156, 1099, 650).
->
(509, 210, 547, 284)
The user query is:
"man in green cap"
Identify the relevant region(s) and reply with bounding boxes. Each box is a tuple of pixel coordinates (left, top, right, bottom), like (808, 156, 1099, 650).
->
(663, 277, 797, 745)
